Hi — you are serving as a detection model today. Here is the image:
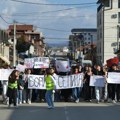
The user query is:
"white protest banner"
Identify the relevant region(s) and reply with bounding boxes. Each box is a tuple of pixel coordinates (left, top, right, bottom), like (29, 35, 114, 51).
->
(28, 73, 83, 89)
(57, 73, 83, 89)
(24, 57, 50, 69)
(0, 69, 14, 81)
(24, 58, 34, 68)
(16, 64, 26, 72)
(28, 75, 46, 89)
(107, 72, 120, 84)
(90, 76, 105, 87)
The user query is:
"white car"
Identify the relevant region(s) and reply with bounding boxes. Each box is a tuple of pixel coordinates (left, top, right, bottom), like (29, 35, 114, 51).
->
(55, 58, 71, 73)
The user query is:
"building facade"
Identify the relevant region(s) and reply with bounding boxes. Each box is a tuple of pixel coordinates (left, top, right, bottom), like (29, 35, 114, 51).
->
(0, 29, 10, 66)
(8, 25, 45, 64)
(69, 28, 97, 60)
(97, 0, 120, 64)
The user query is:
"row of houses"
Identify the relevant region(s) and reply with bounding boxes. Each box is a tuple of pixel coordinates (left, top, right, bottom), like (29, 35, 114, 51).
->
(0, 25, 46, 67)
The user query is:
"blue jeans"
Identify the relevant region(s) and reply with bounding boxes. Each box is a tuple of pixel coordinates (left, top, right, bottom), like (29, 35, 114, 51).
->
(18, 90, 23, 103)
(72, 87, 81, 101)
(95, 87, 103, 101)
(45, 90, 54, 107)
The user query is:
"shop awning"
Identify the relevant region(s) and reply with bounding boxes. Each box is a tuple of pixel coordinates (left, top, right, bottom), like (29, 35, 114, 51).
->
(0, 55, 10, 65)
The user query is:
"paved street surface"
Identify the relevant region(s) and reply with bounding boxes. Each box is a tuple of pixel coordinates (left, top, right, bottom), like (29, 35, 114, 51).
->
(0, 102, 120, 120)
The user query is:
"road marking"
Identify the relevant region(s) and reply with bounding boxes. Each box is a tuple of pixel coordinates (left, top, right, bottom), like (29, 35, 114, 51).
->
(64, 103, 69, 120)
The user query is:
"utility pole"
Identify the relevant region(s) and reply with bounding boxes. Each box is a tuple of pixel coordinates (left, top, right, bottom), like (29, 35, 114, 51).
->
(13, 20, 16, 67)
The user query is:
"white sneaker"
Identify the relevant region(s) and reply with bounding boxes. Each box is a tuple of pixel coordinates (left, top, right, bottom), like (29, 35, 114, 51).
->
(23, 100, 26, 104)
(75, 99, 79, 103)
(48, 106, 52, 109)
(19, 102, 22, 104)
(28, 100, 31, 104)
(112, 100, 116, 103)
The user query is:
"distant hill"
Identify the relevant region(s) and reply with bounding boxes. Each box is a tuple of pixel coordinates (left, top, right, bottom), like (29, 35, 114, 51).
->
(48, 41, 68, 47)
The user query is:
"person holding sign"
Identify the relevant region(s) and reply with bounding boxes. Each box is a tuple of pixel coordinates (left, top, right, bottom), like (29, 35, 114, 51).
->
(72, 67, 81, 103)
(83, 66, 93, 102)
(45, 68, 56, 109)
(7, 70, 19, 108)
(107, 64, 120, 103)
(93, 65, 105, 103)
(23, 69, 32, 104)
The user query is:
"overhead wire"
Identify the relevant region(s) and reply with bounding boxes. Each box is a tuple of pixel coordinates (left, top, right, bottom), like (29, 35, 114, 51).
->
(2, 14, 96, 21)
(0, 15, 11, 24)
(0, 5, 97, 17)
(11, 21, 71, 33)
(0, 1, 97, 38)
(10, 0, 96, 6)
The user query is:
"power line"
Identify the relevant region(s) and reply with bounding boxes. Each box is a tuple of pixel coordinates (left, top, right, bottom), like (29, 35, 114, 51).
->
(2, 14, 96, 21)
(0, 5, 96, 16)
(34, 26, 70, 33)
(10, 0, 96, 6)
(13, 21, 71, 32)
(0, 15, 11, 24)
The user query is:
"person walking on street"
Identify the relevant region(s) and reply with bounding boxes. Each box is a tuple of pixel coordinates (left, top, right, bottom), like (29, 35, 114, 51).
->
(45, 68, 56, 109)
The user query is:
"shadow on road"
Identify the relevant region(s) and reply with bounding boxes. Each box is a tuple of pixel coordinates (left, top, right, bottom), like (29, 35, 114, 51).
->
(0, 103, 120, 120)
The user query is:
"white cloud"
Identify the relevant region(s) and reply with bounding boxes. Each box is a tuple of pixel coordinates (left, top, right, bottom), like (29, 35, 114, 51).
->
(0, 0, 97, 45)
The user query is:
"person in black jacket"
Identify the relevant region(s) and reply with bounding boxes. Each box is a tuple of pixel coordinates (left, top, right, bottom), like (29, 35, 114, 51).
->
(7, 70, 19, 108)
(83, 66, 93, 101)
(107, 63, 120, 103)
(93, 65, 105, 103)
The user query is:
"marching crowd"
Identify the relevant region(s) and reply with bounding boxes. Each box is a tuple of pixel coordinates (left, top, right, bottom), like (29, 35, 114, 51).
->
(0, 63, 120, 109)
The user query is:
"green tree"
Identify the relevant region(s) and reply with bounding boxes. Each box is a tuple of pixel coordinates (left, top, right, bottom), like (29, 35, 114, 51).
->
(16, 35, 31, 53)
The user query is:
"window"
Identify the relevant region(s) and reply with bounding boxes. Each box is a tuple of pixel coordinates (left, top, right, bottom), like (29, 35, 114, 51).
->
(118, 12, 120, 23)
(99, 15, 101, 25)
(119, 0, 120, 8)
(104, 0, 110, 7)
(84, 37, 87, 40)
(119, 27, 120, 38)
(88, 33, 91, 35)
(88, 37, 91, 40)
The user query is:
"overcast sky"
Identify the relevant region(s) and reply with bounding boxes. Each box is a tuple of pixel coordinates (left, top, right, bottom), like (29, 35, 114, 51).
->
(0, 0, 97, 46)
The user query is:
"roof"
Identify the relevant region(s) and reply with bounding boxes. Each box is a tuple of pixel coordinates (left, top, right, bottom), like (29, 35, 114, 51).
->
(9, 25, 33, 31)
(71, 28, 97, 33)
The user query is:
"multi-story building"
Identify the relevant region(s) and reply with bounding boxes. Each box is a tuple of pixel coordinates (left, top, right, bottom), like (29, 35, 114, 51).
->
(97, 0, 120, 64)
(8, 25, 46, 64)
(69, 28, 97, 60)
(0, 29, 10, 66)
(71, 28, 97, 45)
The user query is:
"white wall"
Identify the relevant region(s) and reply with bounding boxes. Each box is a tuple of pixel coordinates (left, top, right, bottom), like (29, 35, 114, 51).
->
(97, 0, 120, 64)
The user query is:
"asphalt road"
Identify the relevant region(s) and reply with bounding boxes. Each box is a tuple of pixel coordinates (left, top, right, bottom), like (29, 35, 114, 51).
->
(0, 102, 120, 120)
